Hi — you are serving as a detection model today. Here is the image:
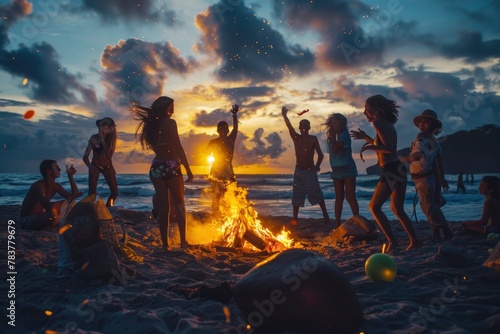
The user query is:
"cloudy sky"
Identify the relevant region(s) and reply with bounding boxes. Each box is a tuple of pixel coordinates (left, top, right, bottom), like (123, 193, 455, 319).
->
(0, 0, 499, 174)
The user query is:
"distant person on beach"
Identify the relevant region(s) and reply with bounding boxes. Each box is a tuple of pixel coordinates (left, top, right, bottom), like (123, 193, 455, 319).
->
(457, 172, 466, 194)
(206, 104, 239, 215)
(133, 96, 193, 251)
(350, 95, 420, 252)
(461, 176, 500, 234)
(323, 113, 359, 227)
(83, 117, 118, 207)
(282, 106, 330, 225)
(20, 160, 83, 230)
(470, 174, 474, 186)
(405, 110, 453, 241)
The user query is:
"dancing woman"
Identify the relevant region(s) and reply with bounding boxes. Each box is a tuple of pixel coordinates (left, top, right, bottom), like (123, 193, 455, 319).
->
(350, 95, 420, 252)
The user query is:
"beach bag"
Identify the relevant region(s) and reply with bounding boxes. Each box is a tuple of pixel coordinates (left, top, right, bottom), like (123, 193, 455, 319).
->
(60, 195, 122, 279)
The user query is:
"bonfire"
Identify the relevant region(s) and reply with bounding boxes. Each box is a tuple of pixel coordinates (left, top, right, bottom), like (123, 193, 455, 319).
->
(214, 182, 294, 252)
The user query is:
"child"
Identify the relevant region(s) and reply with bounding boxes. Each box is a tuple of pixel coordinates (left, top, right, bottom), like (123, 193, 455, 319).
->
(407, 109, 453, 241)
(323, 113, 359, 227)
(462, 176, 500, 234)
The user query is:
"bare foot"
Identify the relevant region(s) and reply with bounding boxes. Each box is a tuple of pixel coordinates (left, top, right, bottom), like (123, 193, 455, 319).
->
(405, 242, 421, 251)
(180, 241, 191, 248)
(385, 242, 400, 254)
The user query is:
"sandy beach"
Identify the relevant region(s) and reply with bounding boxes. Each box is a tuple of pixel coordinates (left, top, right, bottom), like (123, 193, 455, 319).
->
(1, 204, 499, 334)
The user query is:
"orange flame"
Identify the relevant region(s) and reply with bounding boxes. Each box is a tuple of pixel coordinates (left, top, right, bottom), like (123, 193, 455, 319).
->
(214, 182, 294, 252)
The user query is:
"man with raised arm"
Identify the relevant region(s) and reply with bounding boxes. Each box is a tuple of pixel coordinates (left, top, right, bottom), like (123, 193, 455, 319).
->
(282, 106, 330, 225)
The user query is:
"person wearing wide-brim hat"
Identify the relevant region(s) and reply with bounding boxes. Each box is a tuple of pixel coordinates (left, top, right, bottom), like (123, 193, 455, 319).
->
(83, 117, 118, 207)
(413, 109, 442, 133)
(406, 109, 453, 241)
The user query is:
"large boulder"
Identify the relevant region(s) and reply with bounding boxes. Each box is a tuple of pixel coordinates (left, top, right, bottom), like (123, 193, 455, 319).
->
(324, 215, 379, 246)
(232, 249, 363, 333)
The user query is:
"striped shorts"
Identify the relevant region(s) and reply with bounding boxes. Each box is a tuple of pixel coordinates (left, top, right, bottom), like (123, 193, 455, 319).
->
(292, 168, 325, 207)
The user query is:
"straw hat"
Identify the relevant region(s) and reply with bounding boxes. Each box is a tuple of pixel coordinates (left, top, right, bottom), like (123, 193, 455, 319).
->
(413, 109, 442, 128)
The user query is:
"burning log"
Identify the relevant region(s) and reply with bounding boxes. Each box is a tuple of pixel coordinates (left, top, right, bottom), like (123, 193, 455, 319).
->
(242, 230, 266, 250)
(215, 182, 295, 252)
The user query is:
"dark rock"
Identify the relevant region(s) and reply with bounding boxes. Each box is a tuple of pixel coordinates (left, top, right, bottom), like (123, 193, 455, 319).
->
(323, 215, 379, 246)
(232, 249, 364, 334)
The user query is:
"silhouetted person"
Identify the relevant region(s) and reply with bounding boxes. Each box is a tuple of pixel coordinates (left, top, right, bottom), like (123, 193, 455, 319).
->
(457, 173, 466, 194)
(133, 96, 193, 251)
(351, 95, 420, 252)
(462, 176, 500, 234)
(282, 106, 330, 225)
(206, 104, 239, 215)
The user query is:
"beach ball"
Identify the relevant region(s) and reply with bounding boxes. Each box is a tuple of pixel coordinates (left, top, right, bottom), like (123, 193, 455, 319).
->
(365, 253, 397, 282)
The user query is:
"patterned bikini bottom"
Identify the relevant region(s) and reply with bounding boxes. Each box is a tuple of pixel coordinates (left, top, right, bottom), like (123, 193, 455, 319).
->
(149, 160, 182, 181)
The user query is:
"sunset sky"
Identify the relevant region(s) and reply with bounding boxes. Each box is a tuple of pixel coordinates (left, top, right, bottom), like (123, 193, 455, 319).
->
(1, 0, 499, 175)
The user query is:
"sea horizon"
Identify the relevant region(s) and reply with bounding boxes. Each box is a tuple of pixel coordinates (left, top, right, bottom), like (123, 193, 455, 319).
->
(2, 172, 498, 223)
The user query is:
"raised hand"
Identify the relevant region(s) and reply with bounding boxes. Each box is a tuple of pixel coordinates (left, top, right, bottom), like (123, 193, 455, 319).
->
(282, 106, 288, 116)
(231, 104, 239, 114)
(66, 164, 77, 176)
(350, 128, 367, 140)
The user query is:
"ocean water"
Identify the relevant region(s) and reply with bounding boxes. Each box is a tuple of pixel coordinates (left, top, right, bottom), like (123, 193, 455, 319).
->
(0, 173, 495, 222)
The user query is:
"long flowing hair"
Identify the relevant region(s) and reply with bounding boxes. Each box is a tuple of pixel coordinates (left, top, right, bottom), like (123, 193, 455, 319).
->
(366, 95, 399, 124)
(132, 96, 174, 150)
(323, 113, 347, 146)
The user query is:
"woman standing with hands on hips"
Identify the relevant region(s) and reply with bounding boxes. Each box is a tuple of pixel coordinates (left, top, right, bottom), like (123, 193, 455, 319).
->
(133, 96, 193, 251)
(83, 117, 118, 207)
(350, 95, 420, 252)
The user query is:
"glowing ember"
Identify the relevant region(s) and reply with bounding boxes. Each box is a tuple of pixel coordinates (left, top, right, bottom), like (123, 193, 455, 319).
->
(214, 182, 294, 252)
(23, 109, 35, 119)
(22, 78, 28, 85)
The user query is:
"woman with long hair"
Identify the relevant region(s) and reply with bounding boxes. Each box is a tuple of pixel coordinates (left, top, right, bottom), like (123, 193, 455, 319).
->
(350, 95, 420, 252)
(133, 96, 193, 251)
(83, 117, 118, 207)
(323, 113, 359, 227)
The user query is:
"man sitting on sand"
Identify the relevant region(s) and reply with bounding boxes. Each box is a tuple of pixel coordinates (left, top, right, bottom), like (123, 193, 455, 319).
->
(282, 106, 330, 225)
(20, 159, 83, 230)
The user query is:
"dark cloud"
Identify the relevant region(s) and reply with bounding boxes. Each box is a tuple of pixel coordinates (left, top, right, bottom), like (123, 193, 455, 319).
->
(0, 109, 95, 172)
(192, 108, 229, 127)
(272, 0, 384, 70)
(100, 38, 198, 106)
(234, 128, 286, 164)
(195, 0, 315, 83)
(0, 1, 97, 105)
(219, 86, 274, 104)
(80, 0, 178, 26)
(441, 32, 500, 63)
(0, 0, 32, 48)
(0, 42, 98, 105)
